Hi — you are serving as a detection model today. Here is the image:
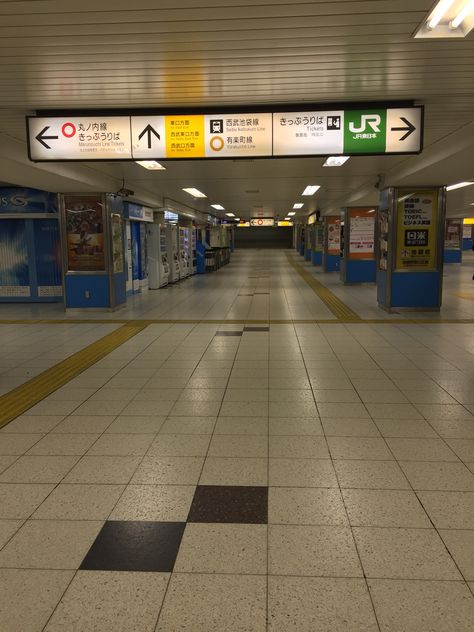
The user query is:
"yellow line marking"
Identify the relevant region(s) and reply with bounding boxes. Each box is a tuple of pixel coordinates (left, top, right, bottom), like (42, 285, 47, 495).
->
(286, 253, 362, 322)
(0, 323, 147, 429)
(451, 292, 474, 301)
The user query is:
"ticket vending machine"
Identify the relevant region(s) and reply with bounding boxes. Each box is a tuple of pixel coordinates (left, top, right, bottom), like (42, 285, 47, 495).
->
(166, 223, 180, 283)
(146, 223, 169, 289)
(190, 227, 197, 274)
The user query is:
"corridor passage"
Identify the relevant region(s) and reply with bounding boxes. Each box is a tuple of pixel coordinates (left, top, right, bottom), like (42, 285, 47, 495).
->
(0, 249, 474, 631)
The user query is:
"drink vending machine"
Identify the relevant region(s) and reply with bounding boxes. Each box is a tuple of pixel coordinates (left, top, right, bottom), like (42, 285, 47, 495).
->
(165, 224, 180, 283)
(146, 223, 169, 289)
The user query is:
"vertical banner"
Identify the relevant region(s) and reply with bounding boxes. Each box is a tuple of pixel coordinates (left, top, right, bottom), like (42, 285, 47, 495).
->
(378, 208, 390, 271)
(395, 190, 438, 270)
(64, 194, 105, 272)
(326, 217, 341, 255)
(111, 214, 124, 273)
(348, 209, 376, 259)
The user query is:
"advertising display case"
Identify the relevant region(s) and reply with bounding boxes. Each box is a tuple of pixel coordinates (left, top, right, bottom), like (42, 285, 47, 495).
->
(322, 216, 341, 272)
(340, 207, 377, 284)
(443, 218, 463, 263)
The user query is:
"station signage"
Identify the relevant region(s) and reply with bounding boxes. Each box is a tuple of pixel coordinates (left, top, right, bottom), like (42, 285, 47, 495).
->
(250, 218, 275, 226)
(27, 105, 423, 162)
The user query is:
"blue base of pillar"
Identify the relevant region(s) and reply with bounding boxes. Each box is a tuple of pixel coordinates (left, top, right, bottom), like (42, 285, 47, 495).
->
(378, 271, 441, 310)
(323, 254, 340, 272)
(299, 245, 305, 256)
(312, 251, 322, 266)
(462, 238, 472, 251)
(305, 248, 311, 261)
(444, 249, 462, 263)
(342, 259, 376, 284)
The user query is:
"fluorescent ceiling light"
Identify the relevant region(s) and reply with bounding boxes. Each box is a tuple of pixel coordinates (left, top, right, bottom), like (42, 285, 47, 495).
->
(288, 212, 296, 216)
(427, 0, 455, 28)
(225, 212, 235, 217)
(446, 181, 474, 191)
(451, 0, 474, 27)
(182, 187, 207, 198)
(211, 204, 225, 210)
(136, 160, 166, 170)
(284, 217, 291, 221)
(302, 185, 320, 196)
(293, 203, 304, 209)
(323, 156, 350, 167)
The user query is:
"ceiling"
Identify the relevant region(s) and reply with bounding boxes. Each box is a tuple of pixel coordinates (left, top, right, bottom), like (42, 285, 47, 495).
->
(0, 0, 474, 220)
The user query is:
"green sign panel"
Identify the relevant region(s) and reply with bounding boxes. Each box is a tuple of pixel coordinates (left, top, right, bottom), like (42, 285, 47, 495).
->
(343, 109, 387, 154)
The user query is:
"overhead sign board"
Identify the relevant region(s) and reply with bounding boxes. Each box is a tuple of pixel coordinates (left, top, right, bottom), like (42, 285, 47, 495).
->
(250, 218, 275, 226)
(27, 105, 423, 161)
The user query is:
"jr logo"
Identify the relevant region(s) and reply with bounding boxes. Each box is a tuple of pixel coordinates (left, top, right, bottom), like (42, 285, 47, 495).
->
(348, 114, 381, 133)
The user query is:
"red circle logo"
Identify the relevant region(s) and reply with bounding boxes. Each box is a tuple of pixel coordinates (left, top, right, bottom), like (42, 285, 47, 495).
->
(61, 122, 76, 138)
(257, 219, 263, 225)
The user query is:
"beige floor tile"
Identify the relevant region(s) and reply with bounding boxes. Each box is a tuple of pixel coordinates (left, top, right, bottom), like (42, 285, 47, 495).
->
(328, 437, 393, 460)
(51, 415, 116, 434)
(374, 419, 438, 438)
(86, 434, 155, 456)
(208, 435, 268, 458)
(353, 527, 462, 580)
(386, 437, 459, 462)
(147, 434, 211, 457)
(400, 461, 474, 491)
(214, 417, 269, 435)
(26, 433, 100, 456)
(357, 390, 409, 404)
(199, 457, 268, 486)
(0, 455, 79, 484)
(439, 530, 474, 581)
(312, 389, 361, 403)
(63, 456, 141, 484)
(268, 576, 379, 632)
(1, 415, 64, 433)
(334, 460, 410, 489)
(269, 524, 362, 577)
(131, 456, 204, 485)
(445, 439, 474, 462)
(0, 519, 102, 569)
(365, 403, 423, 419)
(32, 483, 124, 520)
(156, 573, 267, 632)
(342, 489, 431, 527)
(0, 519, 23, 549)
(269, 458, 338, 487)
(269, 417, 323, 435)
(368, 579, 474, 632)
(0, 434, 44, 455)
(269, 401, 318, 418)
(0, 455, 18, 474)
(219, 401, 269, 417)
(269, 487, 348, 525)
(270, 435, 330, 459)
(179, 388, 225, 402)
(104, 415, 165, 434)
(317, 403, 370, 418)
(269, 389, 315, 403)
(174, 523, 267, 574)
(0, 568, 74, 632)
(159, 416, 216, 435)
(71, 401, 128, 416)
(44, 570, 169, 632)
(109, 484, 195, 521)
(0, 483, 54, 519)
(322, 418, 380, 437)
(417, 491, 474, 528)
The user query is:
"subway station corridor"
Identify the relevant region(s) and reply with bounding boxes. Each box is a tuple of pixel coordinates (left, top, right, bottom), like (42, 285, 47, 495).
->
(1, 249, 474, 631)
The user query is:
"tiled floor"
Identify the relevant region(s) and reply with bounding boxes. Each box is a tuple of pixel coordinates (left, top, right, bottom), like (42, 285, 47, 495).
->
(0, 249, 474, 630)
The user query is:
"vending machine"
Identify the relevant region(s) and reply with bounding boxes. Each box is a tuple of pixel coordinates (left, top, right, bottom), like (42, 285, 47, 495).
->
(146, 223, 169, 289)
(165, 223, 180, 283)
(179, 227, 190, 278)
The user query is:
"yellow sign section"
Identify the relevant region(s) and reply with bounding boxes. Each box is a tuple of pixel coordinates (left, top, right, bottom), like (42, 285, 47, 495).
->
(278, 221, 293, 226)
(464, 218, 474, 225)
(395, 189, 438, 270)
(307, 213, 316, 225)
(165, 115, 205, 158)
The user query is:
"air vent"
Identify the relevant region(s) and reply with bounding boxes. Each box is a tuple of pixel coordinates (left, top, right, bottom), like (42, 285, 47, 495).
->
(245, 189, 260, 194)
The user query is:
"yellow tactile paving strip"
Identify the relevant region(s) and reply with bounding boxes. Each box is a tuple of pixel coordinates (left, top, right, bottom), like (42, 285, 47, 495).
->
(286, 253, 362, 322)
(0, 323, 147, 429)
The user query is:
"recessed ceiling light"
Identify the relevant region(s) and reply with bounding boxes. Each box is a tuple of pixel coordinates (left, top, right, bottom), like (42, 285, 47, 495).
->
(136, 160, 166, 170)
(302, 185, 320, 196)
(182, 187, 207, 198)
(284, 217, 291, 221)
(414, 0, 474, 38)
(323, 156, 350, 167)
(288, 212, 296, 216)
(293, 203, 304, 209)
(211, 204, 225, 210)
(446, 181, 474, 191)
(225, 212, 235, 217)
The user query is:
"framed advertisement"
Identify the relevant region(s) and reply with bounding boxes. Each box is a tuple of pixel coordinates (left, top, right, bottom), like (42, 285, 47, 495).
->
(444, 219, 462, 250)
(395, 190, 438, 271)
(111, 213, 124, 273)
(326, 218, 341, 255)
(64, 195, 105, 272)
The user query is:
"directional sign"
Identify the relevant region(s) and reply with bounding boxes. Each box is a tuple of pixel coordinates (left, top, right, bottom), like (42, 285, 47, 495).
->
(28, 116, 132, 161)
(27, 105, 423, 161)
(250, 218, 275, 226)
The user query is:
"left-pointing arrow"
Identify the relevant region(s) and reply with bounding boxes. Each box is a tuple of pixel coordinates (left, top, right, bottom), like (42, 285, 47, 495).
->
(35, 126, 59, 149)
(138, 124, 160, 149)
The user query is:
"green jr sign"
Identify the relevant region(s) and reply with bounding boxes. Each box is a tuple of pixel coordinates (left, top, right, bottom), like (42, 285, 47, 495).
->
(344, 110, 387, 154)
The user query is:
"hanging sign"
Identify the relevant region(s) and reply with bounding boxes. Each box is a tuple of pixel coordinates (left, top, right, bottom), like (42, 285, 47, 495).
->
(395, 190, 438, 270)
(27, 106, 423, 161)
(250, 218, 275, 226)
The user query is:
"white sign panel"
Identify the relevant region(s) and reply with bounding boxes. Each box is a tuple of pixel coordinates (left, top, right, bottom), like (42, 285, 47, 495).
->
(28, 117, 132, 161)
(204, 113, 272, 157)
(273, 110, 344, 156)
(386, 108, 422, 154)
(131, 116, 166, 159)
(250, 218, 275, 226)
(349, 216, 375, 254)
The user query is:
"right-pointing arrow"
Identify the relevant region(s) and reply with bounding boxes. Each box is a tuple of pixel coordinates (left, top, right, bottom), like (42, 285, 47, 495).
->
(390, 117, 416, 141)
(138, 124, 160, 149)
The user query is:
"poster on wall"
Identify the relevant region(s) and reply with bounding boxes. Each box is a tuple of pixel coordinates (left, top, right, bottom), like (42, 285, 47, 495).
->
(378, 208, 389, 271)
(326, 219, 341, 255)
(0, 219, 30, 296)
(111, 214, 124, 273)
(349, 209, 375, 258)
(444, 219, 462, 249)
(395, 190, 438, 270)
(463, 224, 473, 239)
(64, 195, 105, 272)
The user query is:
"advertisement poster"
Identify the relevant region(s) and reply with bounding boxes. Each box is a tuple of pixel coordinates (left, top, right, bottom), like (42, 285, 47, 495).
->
(111, 214, 124, 273)
(326, 218, 341, 255)
(64, 195, 105, 271)
(0, 219, 30, 296)
(315, 223, 324, 251)
(378, 208, 389, 271)
(349, 209, 375, 259)
(463, 224, 472, 239)
(395, 190, 438, 270)
(444, 219, 462, 249)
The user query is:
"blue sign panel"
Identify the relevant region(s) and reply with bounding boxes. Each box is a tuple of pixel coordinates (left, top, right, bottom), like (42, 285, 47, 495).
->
(0, 219, 30, 286)
(0, 187, 57, 214)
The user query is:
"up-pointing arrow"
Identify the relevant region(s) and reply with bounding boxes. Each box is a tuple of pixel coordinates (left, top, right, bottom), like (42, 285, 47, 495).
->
(35, 126, 59, 149)
(138, 124, 160, 149)
(390, 117, 416, 141)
